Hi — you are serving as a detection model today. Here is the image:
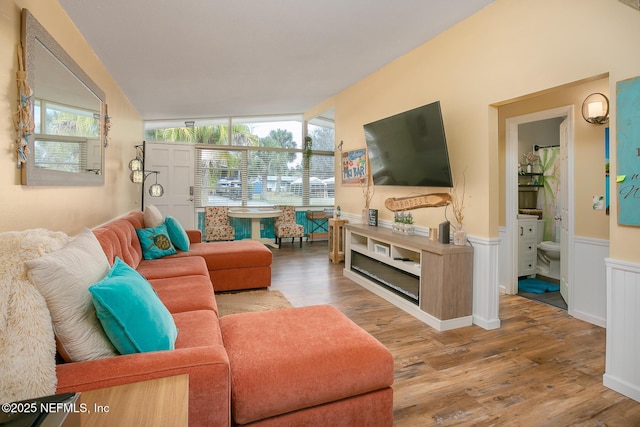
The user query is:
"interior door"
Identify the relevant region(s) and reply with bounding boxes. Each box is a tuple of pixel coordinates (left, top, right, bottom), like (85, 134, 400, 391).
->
(144, 142, 195, 229)
(559, 119, 569, 304)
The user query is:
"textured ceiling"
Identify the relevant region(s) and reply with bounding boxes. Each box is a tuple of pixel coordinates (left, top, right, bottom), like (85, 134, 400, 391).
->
(58, 0, 494, 121)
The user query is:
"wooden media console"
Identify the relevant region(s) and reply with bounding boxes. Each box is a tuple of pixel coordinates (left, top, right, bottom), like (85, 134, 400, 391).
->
(343, 223, 474, 331)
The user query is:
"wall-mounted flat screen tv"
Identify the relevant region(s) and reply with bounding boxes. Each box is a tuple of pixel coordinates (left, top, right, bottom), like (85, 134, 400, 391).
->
(364, 101, 453, 187)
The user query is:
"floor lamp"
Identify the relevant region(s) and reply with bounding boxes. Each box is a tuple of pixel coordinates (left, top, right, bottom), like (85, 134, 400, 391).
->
(128, 141, 164, 209)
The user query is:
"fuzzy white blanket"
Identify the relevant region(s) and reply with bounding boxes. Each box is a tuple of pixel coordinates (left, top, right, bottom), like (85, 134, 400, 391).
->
(0, 229, 70, 403)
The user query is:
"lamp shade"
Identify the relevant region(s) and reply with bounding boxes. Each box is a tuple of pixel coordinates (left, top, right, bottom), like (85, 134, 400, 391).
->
(129, 158, 143, 171)
(130, 170, 144, 184)
(149, 183, 164, 197)
(582, 93, 609, 124)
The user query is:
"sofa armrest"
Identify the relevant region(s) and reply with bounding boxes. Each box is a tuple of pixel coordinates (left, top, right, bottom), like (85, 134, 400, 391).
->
(56, 346, 229, 427)
(186, 229, 202, 243)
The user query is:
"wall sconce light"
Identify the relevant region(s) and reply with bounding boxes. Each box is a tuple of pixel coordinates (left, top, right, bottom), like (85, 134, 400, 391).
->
(582, 93, 609, 125)
(185, 120, 195, 128)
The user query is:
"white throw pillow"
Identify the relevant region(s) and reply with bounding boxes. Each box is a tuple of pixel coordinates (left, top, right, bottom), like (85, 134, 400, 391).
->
(144, 204, 164, 228)
(26, 228, 117, 362)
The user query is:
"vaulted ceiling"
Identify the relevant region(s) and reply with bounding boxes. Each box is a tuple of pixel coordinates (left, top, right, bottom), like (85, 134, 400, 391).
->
(58, 0, 494, 121)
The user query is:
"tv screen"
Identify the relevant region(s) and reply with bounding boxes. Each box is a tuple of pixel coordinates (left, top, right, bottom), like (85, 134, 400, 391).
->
(364, 101, 453, 187)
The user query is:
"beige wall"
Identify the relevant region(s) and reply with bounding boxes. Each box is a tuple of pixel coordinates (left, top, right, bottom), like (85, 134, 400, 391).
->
(325, 0, 640, 263)
(498, 77, 610, 240)
(0, 0, 142, 235)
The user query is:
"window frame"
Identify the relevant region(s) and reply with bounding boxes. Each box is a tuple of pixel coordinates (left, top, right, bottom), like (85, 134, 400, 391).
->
(146, 115, 336, 208)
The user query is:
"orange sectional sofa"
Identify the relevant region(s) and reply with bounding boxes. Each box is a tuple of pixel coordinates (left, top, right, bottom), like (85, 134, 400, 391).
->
(54, 211, 394, 426)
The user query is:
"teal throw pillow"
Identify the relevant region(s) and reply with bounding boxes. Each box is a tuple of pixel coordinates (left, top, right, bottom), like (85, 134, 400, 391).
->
(136, 223, 177, 260)
(89, 257, 178, 354)
(165, 216, 190, 252)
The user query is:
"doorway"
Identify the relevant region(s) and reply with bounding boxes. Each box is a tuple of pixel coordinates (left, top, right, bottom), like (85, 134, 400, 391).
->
(144, 141, 196, 229)
(505, 106, 575, 314)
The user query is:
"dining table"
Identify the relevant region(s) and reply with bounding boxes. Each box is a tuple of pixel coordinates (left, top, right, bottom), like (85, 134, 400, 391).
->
(227, 207, 282, 248)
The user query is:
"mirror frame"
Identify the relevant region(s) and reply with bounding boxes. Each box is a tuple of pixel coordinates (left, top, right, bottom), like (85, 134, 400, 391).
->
(21, 9, 106, 186)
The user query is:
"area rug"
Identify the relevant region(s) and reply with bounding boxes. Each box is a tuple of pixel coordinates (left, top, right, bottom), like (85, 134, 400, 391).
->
(215, 289, 293, 316)
(518, 278, 560, 294)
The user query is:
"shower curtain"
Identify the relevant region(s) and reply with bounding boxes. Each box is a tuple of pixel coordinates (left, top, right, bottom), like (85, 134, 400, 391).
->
(536, 147, 560, 241)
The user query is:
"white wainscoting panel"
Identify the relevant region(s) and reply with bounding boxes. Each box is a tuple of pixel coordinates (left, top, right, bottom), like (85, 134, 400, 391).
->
(469, 235, 501, 330)
(498, 226, 510, 294)
(603, 257, 640, 402)
(572, 237, 609, 327)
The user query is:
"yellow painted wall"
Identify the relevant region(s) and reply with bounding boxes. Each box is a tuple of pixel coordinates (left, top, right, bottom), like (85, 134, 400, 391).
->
(325, 0, 640, 263)
(0, 0, 141, 234)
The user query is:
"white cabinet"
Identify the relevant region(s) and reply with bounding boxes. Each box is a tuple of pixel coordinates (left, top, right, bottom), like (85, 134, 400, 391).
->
(518, 216, 537, 277)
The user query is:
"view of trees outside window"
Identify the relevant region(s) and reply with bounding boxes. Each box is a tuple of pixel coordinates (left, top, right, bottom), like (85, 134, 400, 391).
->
(144, 116, 335, 207)
(33, 99, 100, 173)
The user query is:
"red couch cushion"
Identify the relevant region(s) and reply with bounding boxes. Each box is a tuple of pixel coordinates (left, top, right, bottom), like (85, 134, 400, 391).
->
(137, 256, 209, 280)
(93, 218, 143, 268)
(219, 305, 394, 424)
(150, 276, 218, 314)
(173, 310, 224, 348)
(170, 240, 272, 269)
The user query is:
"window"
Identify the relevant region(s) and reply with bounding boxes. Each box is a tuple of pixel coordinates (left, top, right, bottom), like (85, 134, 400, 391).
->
(146, 115, 335, 207)
(33, 99, 101, 173)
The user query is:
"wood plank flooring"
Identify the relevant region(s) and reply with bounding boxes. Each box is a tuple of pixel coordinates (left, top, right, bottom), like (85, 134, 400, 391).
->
(269, 240, 640, 426)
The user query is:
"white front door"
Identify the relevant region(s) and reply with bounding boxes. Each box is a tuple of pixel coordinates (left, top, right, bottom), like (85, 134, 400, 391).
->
(144, 142, 195, 229)
(559, 118, 569, 304)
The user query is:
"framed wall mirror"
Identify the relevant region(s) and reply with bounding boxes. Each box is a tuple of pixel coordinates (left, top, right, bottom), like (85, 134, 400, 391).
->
(21, 9, 106, 186)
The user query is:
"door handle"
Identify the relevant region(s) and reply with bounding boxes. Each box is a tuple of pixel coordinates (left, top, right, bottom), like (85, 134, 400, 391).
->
(520, 227, 523, 236)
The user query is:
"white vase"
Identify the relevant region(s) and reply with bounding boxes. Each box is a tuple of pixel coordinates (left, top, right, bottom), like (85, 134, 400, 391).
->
(526, 163, 532, 174)
(453, 224, 467, 246)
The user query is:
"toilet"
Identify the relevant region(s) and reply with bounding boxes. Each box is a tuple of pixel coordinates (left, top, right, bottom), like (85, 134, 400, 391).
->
(537, 219, 561, 280)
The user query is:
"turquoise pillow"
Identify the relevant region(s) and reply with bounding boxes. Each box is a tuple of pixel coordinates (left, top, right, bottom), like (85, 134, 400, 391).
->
(89, 258, 178, 354)
(165, 216, 190, 252)
(136, 223, 177, 260)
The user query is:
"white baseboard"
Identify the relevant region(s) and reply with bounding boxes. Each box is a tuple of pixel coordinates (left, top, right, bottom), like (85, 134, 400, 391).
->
(604, 374, 640, 403)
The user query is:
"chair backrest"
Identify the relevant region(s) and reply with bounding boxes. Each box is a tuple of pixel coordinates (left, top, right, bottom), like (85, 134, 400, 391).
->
(276, 205, 297, 224)
(205, 206, 230, 226)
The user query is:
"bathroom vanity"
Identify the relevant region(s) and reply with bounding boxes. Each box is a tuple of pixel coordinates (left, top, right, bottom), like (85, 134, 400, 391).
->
(517, 215, 538, 277)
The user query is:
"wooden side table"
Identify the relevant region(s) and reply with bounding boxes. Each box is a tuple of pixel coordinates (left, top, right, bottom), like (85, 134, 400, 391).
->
(63, 375, 189, 427)
(305, 210, 331, 242)
(328, 218, 348, 263)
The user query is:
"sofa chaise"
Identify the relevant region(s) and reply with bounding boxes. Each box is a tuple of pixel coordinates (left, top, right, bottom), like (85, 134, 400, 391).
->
(41, 210, 395, 426)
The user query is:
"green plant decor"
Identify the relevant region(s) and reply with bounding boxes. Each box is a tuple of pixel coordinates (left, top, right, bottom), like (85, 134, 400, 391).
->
(394, 211, 413, 224)
(303, 136, 312, 169)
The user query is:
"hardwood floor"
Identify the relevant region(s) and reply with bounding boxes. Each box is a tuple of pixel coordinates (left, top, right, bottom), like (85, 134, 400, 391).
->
(269, 240, 640, 426)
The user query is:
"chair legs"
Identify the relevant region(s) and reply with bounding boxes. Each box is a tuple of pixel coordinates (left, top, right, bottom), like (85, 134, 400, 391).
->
(274, 236, 302, 249)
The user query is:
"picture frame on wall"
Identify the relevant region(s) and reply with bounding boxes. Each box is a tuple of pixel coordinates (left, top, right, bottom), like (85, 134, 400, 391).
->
(616, 76, 640, 226)
(341, 148, 368, 186)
